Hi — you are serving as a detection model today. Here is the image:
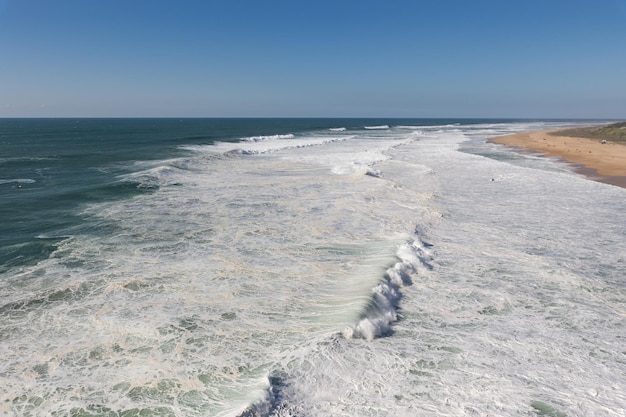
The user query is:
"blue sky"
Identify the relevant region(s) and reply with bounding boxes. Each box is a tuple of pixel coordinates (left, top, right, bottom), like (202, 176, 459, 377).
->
(1, 0, 625, 118)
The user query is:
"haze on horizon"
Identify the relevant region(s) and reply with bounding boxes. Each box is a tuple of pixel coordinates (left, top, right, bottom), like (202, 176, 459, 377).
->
(1, 0, 625, 119)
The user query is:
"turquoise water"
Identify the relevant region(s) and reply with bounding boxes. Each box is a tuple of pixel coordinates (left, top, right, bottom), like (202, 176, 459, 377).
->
(1, 119, 624, 416)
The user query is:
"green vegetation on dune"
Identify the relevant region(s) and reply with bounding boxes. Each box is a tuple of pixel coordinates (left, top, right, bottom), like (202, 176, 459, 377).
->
(551, 122, 626, 142)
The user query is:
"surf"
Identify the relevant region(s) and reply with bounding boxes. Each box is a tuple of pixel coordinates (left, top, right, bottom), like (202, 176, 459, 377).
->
(2, 119, 624, 417)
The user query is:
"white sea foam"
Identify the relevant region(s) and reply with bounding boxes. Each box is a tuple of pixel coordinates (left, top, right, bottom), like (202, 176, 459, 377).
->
(2, 121, 624, 417)
(395, 125, 428, 130)
(365, 167, 382, 178)
(364, 125, 389, 130)
(395, 124, 460, 131)
(121, 164, 188, 188)
(241, 134, 295, 142)
(408, 130, 424, 139)
(342, 239, 432, 341)
(0, 178, 36, 185)
(205, 135, 351, 156)
(329, 127, 346, 131)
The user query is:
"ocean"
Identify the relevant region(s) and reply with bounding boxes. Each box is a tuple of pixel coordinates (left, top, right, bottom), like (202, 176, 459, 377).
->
(1, 118, 624, 417)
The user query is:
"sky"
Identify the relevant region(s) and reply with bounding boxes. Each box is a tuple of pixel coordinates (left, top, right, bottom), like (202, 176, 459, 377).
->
(0, 0, 625, 118)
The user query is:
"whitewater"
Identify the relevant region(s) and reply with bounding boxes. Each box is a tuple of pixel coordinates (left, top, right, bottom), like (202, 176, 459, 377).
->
(0, 120, 624, 417)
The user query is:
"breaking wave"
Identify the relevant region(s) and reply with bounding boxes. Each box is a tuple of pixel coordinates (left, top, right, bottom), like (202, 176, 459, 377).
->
(241, 134, 295, 142)
(0, 178, 36, 185)
(236, 234, 435, 417)
(343, 237, 433, 341)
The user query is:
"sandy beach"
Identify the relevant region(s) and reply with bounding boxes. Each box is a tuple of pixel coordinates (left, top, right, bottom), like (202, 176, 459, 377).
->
(489, 129, 626, 188)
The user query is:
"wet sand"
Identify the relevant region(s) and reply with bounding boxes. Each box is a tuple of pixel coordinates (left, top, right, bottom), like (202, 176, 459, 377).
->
(489, 129, 626, 188)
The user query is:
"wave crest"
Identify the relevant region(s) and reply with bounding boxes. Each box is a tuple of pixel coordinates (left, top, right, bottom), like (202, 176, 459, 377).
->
(121, 163, 188, 189)
(0, 178, 36, 185)
(343, 237, 432, 341)
(241, 134, 295, 142)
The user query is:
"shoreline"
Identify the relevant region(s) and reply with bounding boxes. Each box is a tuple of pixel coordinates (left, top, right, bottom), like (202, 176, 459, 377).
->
(489, 129, 626, 189)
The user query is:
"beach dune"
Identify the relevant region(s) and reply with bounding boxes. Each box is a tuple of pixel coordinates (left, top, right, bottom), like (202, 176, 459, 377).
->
(489, 125, 626, 188)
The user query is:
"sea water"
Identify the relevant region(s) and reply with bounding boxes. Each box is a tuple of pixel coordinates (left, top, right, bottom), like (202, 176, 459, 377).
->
(1, 119, 624, 416)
